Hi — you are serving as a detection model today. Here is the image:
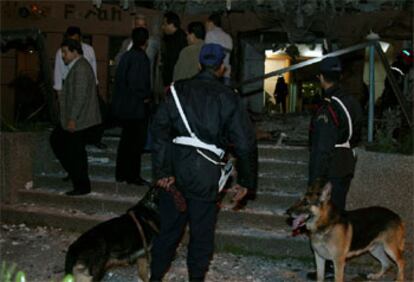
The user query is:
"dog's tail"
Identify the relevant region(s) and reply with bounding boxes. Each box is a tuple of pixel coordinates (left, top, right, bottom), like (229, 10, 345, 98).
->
(64, 245, 77, 275)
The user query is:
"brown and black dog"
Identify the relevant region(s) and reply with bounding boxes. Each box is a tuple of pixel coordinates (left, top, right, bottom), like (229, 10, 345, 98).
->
(286, 178, 405, 282)
(64, 187, 159, 282)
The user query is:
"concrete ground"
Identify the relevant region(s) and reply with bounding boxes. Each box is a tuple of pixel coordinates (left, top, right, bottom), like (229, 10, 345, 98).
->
(1, 223, 408, 282)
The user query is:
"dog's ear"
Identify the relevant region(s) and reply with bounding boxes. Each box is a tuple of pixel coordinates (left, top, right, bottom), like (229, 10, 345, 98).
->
(308, 177, 326, 193)
(320, 182, 332, 202)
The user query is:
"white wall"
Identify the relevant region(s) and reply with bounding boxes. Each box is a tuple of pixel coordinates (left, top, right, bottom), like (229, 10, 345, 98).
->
(264, 57, 290, 104)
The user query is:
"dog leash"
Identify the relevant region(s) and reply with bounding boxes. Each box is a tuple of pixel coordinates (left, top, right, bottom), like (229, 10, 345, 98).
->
(128, 211, 151, 264)
(159, 185, 187, 212)
(142, 217, 160, 234)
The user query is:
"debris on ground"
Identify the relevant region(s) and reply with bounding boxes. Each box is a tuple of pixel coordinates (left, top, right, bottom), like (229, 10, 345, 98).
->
(1, 223, 407, 282)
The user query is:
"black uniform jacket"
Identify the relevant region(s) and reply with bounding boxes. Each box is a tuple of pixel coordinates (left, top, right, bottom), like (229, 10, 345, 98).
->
(309, 85, 363, 184)
(161, 28, 187, 86)
(151, 71, 257, 201)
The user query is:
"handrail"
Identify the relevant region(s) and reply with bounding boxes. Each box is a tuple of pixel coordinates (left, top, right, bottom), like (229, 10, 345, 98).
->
(235, 40, 413, 139)
(235, 41, 373, 89)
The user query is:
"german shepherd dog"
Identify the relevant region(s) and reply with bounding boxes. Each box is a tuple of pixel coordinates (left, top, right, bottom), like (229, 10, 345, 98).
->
(64, 187, 160, 282)
(286, 178, 405, 282)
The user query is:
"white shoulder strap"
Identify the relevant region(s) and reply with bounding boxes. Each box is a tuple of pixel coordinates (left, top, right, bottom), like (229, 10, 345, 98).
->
(331, 96, 353, 142)
(170, 83, 225, 159)
(170, 83, 195, 138)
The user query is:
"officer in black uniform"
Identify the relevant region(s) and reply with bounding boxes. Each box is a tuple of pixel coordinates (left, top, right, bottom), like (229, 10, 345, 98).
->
(150, 43, 257, 282)
(379, 49, 413, 116)
(307, 56, 363, 280)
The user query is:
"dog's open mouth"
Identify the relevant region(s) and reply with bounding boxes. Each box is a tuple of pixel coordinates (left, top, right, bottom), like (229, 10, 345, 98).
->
(290, 214, 310, 236)
(292, 214, 309, 229)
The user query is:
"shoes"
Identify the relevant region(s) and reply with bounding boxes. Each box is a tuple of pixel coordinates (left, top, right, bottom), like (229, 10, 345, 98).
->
(306, 261, 334, 281)
(65, 189, 91, 196)
(94, 142, 107, 149)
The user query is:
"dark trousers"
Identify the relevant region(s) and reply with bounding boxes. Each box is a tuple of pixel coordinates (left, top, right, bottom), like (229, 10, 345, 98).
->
(115, 119, 147, 182)
(150, 190, 217, 281)
(277, 97, 287, 114)
(50, 125, 91, 192)
(328, 176, 352, 210)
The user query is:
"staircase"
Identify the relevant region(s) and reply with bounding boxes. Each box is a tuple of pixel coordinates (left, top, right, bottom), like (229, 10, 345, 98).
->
(1, 115, 313, 260)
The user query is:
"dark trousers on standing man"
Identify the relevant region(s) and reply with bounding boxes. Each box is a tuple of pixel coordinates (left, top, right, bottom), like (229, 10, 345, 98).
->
(328, 175, 352, 210)
(115, 118, 148, 182)
(150, 190, 217, 282)
(50, 125, 91, 192)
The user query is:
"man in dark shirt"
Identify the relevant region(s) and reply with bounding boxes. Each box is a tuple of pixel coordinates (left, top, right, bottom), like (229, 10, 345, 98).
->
(111, 27, 151, 186)
(160, 11, 187, 87)
(307, 56, 363, 281)
(150, 44, 257, 282)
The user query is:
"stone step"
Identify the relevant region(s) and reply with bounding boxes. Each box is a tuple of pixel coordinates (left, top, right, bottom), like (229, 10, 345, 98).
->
(18, 187, 298, 221)
(45, 159, 153, 180)
(83, 154, 309, 177)
(18, 189, 140, 215)
(86, 143, 309, 164)
(0, 203, 311, 259)
(258, 175, 307, 194)
(84, 148, 152, 164)
(94, 137, 309, 156)
(34, 174, 149, 197)
(13, 189, 295, 233)
(259, 159, 307, 176)
(256, 144, 309, 163)
(35, 172, 306, 198)
(45, 156, 307, 179)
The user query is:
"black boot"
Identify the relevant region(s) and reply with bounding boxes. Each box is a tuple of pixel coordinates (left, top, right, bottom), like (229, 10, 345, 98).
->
(306, 260, 334, 280)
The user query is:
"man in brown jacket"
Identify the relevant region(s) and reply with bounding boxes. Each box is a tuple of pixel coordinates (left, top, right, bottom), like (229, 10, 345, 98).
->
(50, 39, 101, 196)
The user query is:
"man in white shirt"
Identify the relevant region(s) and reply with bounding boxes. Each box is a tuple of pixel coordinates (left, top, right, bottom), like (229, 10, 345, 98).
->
(205, 13, 233, 84)
(53, 26, 97, 92)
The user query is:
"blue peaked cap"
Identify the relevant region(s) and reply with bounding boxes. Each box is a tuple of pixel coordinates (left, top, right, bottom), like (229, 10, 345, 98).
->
(199, 43, 225, 66)
(320, 56, 342, 72)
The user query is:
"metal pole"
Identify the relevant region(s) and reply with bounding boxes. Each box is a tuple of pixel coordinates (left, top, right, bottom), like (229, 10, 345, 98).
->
(368, 43, 376, 143)
(236, 41, 373, 89)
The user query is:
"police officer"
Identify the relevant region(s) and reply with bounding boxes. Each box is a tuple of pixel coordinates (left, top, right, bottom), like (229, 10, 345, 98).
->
(150, 43, 257, 282)
(307, 56, 363, 280)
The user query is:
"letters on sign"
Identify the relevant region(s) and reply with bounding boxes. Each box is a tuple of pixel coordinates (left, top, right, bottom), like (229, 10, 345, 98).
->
(64, 4, 122, 22)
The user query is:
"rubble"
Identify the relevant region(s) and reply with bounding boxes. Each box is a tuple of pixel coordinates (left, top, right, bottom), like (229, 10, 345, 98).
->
(0, 223, 401, 282)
